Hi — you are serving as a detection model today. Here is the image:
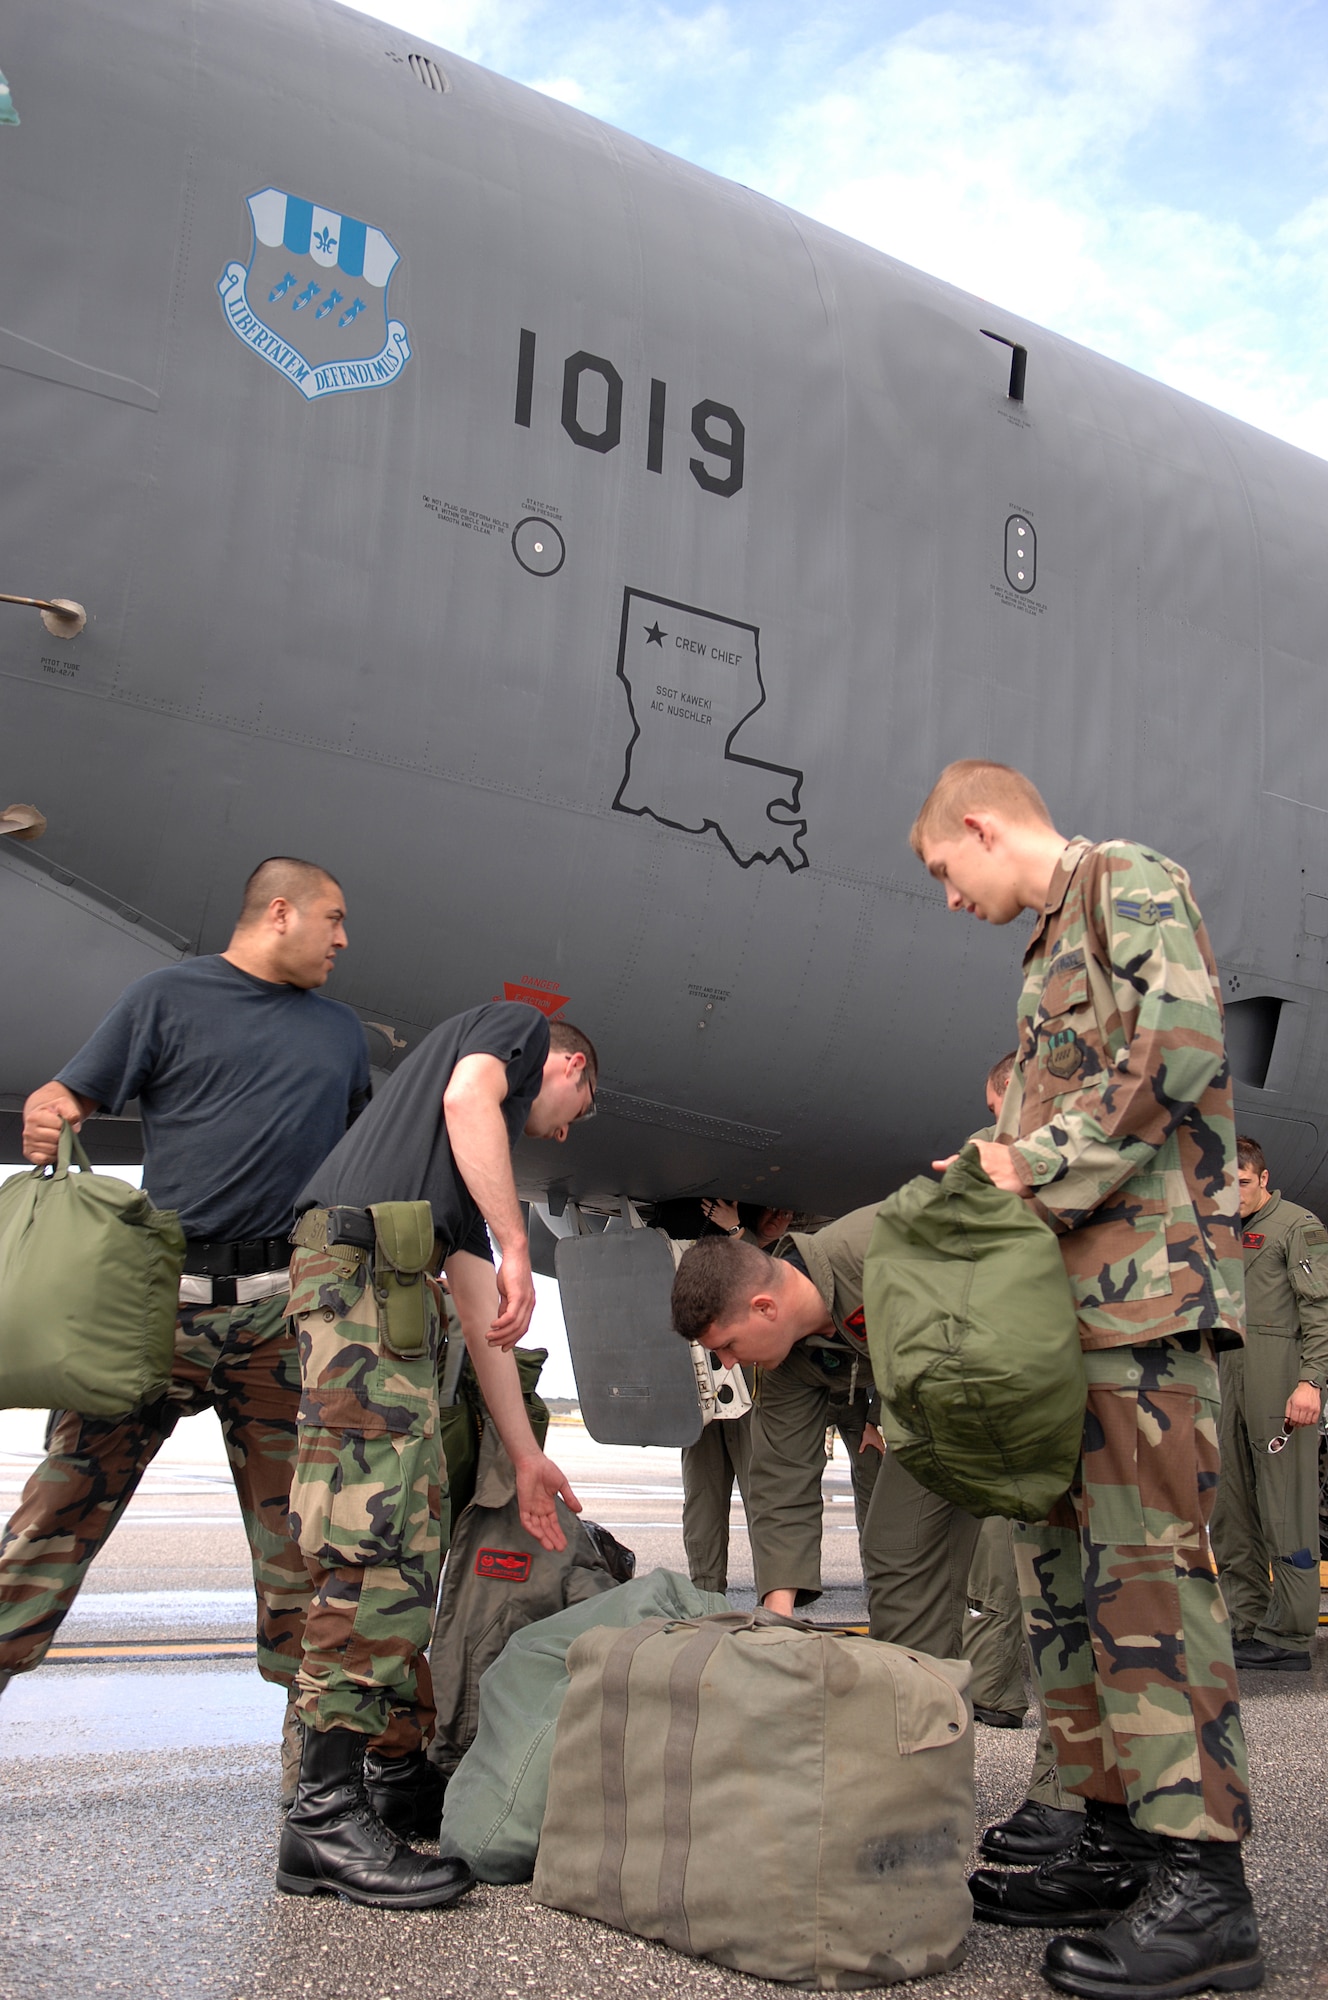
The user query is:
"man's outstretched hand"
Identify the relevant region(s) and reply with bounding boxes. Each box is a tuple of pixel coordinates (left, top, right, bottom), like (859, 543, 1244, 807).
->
(514, 1450, 583, 1552)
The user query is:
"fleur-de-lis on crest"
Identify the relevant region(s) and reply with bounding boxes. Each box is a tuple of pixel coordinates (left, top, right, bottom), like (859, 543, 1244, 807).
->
(313, 224, 337, 255)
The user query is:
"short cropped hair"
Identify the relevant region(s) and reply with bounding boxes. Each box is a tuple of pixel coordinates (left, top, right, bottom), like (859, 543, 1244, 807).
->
(237, 857, 341, 927)
(909, 760, 1053, 858)
(1236, 1134, 1267, 1177)
(987, 1049, 1018, 1100)
(548, 1019, 599, 1088)
(671, 1235, 783, 1342)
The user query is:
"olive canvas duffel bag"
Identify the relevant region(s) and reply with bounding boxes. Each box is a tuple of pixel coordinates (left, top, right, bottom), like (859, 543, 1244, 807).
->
(0, 1122, 184, 1415)
(532, 1610, 973, 1989)
(438, 1569, 725, 1883)
(863, 1145, 1085, 1521)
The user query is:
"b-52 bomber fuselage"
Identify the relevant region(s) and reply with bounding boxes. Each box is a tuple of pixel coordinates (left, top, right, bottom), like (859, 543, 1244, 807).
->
(3, 0, 1327, 1221)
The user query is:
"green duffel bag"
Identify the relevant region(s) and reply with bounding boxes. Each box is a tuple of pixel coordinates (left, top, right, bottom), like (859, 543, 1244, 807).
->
(439, 1570, 726, 1883)
(0, 1122, 185, 1415)
(532, 1610, 973, 1988)
(863, 1144, 1085, 1521)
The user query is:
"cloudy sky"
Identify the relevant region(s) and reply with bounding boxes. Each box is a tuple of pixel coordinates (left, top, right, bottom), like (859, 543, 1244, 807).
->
(371, 0, 1328, 460)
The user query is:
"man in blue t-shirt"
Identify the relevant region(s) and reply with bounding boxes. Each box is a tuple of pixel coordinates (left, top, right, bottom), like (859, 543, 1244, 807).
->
(0, 857, 369, 1804)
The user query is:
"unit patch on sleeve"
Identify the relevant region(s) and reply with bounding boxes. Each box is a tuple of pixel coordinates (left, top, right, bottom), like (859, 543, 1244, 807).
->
(475, 1548, 533, 1582)
(1044, 1028, 1085, 1081)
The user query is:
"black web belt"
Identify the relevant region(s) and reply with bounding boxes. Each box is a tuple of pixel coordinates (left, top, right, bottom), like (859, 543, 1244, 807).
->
(182, 1236, 292, 1278)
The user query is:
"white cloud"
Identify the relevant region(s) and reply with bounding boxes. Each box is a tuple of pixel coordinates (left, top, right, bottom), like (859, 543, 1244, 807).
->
(723, 3, 1328, 456)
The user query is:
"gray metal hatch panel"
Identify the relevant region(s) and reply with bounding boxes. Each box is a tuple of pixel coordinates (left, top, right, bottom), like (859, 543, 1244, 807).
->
(555, 1227, 702, 1448)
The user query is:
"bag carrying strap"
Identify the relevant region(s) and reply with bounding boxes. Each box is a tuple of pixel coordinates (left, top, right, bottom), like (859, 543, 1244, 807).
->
(45, 1120, 93, 1181)
(593, 1609, 812, 1947)
(656, 1623, 729, 1954)
(595, 1620, 666, 1930)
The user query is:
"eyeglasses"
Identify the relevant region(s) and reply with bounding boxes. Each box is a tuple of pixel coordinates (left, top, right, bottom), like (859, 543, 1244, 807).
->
(578, 1076, 597, 1122)
(1267, 1420, 1294, 1455)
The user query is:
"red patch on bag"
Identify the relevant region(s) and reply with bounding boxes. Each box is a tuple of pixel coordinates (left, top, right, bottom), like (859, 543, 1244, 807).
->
(1243, 1232, 1265, 1250)
(475, 1547, 532, 1582)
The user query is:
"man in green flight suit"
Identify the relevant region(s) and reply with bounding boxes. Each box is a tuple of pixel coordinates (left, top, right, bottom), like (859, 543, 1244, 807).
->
(912, 759, 1257, 2000)
(670, 1207, 980, 1662)
(1211, 1134, 1327, 1670)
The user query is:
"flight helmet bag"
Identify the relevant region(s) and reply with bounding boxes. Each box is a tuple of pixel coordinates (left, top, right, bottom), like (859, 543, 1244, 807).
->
(863, 1145, 1085, 1520)
(0, 1122, 184, 1416)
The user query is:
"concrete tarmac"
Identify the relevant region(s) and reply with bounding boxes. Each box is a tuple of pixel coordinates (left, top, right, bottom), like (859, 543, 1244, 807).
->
(2, 1409, 1326, 1999)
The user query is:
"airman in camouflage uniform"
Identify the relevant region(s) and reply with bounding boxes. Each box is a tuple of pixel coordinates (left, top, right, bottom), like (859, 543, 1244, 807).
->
(912, 760, 1259, 2000)
(1211, 1135, 1328, 1667)
(0, 857, 369, 1816)
(275, 1002, 594, 1912)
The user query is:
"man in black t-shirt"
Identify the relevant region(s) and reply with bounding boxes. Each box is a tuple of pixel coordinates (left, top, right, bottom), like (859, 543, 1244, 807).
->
(276, 1002, 597, 1911)
(0, 860, 368, 1789)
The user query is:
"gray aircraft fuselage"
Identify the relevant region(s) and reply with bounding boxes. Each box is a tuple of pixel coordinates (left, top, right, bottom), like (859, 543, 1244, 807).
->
(3, 0, 1327, 1218)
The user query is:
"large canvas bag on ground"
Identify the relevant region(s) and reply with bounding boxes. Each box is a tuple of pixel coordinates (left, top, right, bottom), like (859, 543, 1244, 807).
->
(863, 1145, 1085, 1520)
(0, 1123, 184, 1415)
(532, 1611, 973, 1989)
(427, 1413, 636, 1779)
(438, 1570, 725, 1883)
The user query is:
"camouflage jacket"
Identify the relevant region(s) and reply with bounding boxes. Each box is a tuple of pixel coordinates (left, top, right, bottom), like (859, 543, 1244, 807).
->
(994, 837, 1243, 1351)
(1241, 1190, 1328, 1389)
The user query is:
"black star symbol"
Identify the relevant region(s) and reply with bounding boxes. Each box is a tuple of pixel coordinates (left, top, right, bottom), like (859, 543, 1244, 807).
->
(644, 621, 665, 646)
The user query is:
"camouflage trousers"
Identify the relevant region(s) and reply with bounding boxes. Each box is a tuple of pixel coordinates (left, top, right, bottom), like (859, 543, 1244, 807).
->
(1012, 1333, 1251, 1842)
(286, 1239, 445, 1750)
(0, 1294, 309, 1687)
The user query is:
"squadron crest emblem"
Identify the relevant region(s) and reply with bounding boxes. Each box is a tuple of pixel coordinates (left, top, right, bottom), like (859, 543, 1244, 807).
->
(217, 188, 411, 400)
(1044, 1028, 1084, 1081)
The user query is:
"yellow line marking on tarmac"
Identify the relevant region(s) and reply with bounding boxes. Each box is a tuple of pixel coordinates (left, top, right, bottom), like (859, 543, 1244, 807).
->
(46, 1639, 256, 1662)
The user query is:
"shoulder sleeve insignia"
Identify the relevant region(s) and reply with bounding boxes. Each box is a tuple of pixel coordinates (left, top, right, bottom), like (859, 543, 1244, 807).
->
(842, 1306, 869, 1345)
(1300, 1225, 1328, 1247)
(1115, 896, 1173, 924)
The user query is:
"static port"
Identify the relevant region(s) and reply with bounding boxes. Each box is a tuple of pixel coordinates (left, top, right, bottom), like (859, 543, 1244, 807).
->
(1005, 515, 1036, 594)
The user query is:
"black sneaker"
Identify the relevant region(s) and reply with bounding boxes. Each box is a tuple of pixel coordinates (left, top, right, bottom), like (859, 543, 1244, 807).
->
(1042, 1836, 1263, 1997)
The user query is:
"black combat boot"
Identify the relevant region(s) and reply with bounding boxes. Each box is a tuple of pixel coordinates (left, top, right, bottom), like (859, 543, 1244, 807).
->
(980, 1799, 1084, 1864)
(1042, 1836, 1263, 1996)
(970, 1800, 1159, 1926)
(363, 1746, 445, 1839)
(277, 1724, 474, 1909)
(1231, 1636, 1310, 1672)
